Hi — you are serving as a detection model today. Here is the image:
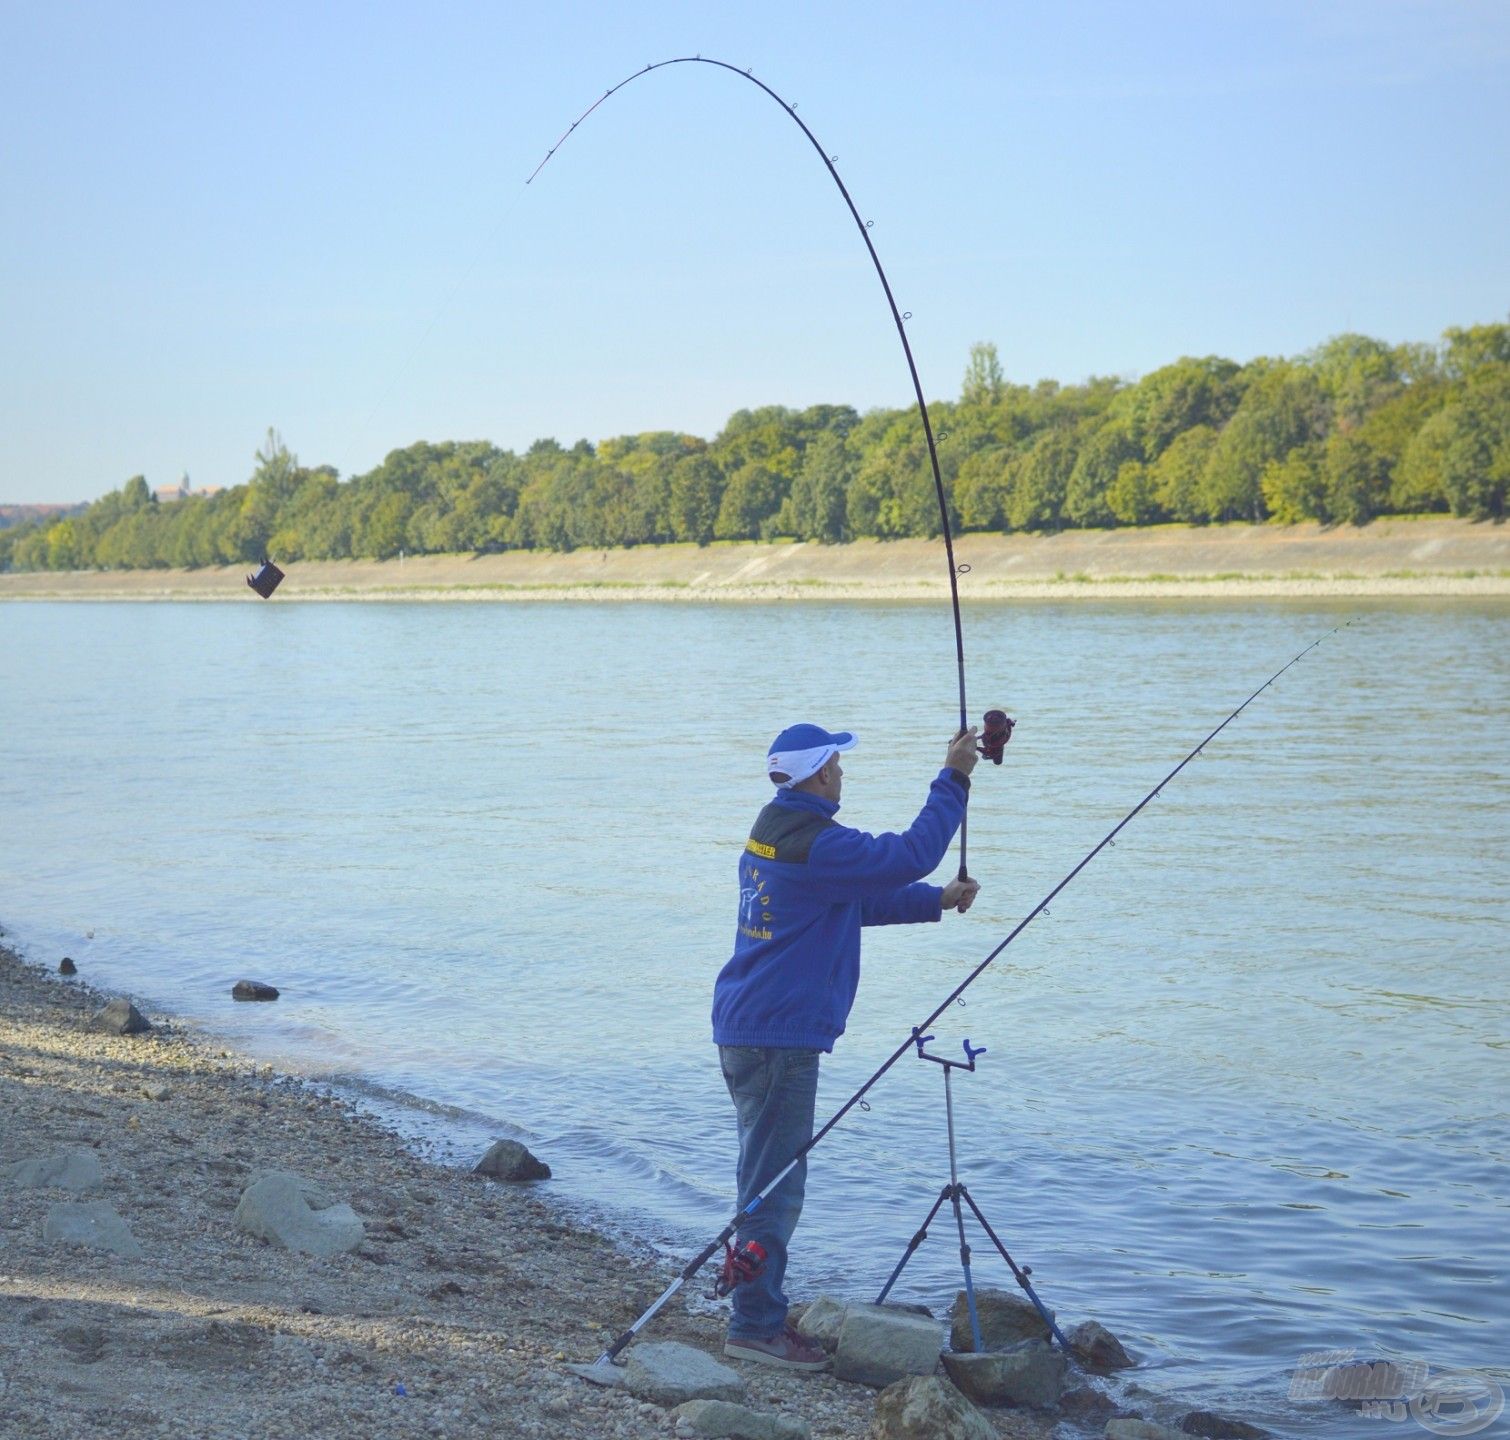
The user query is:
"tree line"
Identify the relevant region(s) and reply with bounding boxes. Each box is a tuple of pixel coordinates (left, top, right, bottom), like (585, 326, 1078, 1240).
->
(4, 319, 1506, 573)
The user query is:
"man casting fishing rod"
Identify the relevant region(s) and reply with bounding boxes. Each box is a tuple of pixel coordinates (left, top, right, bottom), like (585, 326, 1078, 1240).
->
(710, 722, 984, 1370)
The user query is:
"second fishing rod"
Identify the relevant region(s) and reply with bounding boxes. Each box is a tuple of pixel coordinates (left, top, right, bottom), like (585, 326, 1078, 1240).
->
(574, 623, 1345, 1378)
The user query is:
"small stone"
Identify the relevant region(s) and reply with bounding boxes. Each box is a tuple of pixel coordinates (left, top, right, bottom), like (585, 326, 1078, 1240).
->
(941, 1339, 1067, 1409)
(233, 1171, 365, 1258)
(59, 957, 77, 975)
(473, 1138, 550, 1182)
(1180, 1411, 1270, 1439)
(566, 1361, 627, 1388)
(833, 1303, 942, 1388)
(91, 998, 151, 1035)
(873, 1375, 995, 1440)
(142, 1083, 171, 1102)
(232, 980, 280, 1001)
(624, 1342, 745, 1407)
(1069, 1319, 1135, 1371)
(5, 1150, 103, 1193)
(44, 1200, 142, 1258)
(1107, 1421, 1190, 1440)
(949, 1288, 1051, 1352)
(671, 1398, 810, 1438)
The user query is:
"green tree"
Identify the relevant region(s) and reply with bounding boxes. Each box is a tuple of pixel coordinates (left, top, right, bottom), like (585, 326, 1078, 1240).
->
(1065, 421, 1137, 527)
(961, 342, 1005, 406)
(953, 445, 1013, 530)
(1150, 424, 1217, 522)
(1200, 364, 1326, 521)
(1006, 427, 1078, 531)
(1106, 459, 1159, 526)
(1442, 321, 1510, 379)
(1395, 410, 1452, 513)
(1260, 445, 1327, 524)
(1435, 366, 1510, 518)
(1117, 356, 1242, 460)
(1306, 333, 1401, 427)
(668, 454, 724, 544)
(714, 463, 785, 540)
(778, 430, 853, 541)
(122, 474, 153, 510)
(1322, 431, 1389, 524)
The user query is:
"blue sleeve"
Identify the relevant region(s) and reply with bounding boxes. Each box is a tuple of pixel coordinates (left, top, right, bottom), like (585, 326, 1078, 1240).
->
(803, 768, 968, 900)
(862, 882, 945, 926)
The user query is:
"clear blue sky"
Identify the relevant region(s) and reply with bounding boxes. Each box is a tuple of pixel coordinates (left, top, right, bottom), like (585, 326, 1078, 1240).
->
(2, 0, 1506, 504)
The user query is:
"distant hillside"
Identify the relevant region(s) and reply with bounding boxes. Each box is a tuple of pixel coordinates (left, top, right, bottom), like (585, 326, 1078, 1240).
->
(0, 502, 84, 530)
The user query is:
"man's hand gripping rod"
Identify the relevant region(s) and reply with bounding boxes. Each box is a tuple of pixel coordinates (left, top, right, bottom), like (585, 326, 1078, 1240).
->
(574, 626, 1344, 1379)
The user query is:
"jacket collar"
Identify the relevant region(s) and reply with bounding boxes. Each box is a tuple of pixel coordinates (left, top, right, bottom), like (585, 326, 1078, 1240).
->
(773, 787, 840, 819)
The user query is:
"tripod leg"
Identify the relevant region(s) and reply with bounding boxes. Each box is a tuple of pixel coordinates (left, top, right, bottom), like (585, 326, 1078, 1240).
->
(874, 1185, 952, 1305)
(948, 1182, 984, 1352)
(958, 1186, 1072, 1352)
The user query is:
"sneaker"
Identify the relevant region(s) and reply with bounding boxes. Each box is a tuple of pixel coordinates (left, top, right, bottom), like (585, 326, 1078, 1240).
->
(724, 1322, 830, 1372)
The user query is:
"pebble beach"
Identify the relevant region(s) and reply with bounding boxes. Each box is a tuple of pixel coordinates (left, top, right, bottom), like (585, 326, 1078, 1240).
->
(0, 943, 1071, 1440)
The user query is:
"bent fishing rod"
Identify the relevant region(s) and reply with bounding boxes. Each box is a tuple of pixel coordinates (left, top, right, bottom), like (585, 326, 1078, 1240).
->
(575, 624, 1348, 1375)
(529, 56, 985, 878)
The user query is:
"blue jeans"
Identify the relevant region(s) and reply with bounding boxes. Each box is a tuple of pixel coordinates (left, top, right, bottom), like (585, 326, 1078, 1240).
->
(718, 1044, 821, 1340)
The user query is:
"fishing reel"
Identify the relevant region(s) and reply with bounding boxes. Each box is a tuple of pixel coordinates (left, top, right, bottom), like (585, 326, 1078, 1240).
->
(710, 1238, 768, 1299)
(978, 708, 1014, 764)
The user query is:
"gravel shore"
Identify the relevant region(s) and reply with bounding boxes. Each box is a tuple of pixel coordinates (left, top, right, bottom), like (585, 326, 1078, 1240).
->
(0, 944, 1060, 1440)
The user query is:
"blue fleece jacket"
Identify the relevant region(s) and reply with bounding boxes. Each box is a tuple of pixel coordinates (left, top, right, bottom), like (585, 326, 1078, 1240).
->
(711, 767, 969, 1052)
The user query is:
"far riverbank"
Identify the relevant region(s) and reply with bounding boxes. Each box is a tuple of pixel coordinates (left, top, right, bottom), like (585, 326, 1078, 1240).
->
(0, 517, 1505, 602)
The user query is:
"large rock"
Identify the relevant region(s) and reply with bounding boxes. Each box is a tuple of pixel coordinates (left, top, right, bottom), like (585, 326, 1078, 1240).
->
(1063, 1386, 1119, 1419)
(671, 1398, 809, 1439)
(5, 1150, 103, 1193)
(793, 1295, 848, 1353)
(949, 1287, 1051, 1352)
(1069, 1318, 1135, 1370)
(1107, 1421, 1190, 1440)
(232, 980, 280, 1001)
(233, 1171, 365, 1258)
(44, 1200, 142, 1258)
(941, 1339, 1068, 1409)
(1180, 1412, 1270, 1439)
(873, 1375, 995, 1440)
(91, 998, 151, 1035)
(473, 1138, 551, 1182)
(833, 1303, 941, 1388)
(625, 1342, 745, 1406)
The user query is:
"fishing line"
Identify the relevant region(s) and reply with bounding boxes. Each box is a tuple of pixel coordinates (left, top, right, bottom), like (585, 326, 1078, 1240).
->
(574, 622, 1351, 1375)
(528, 56, 975, 877)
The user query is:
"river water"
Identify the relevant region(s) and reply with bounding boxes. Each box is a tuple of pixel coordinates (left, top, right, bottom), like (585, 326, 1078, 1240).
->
(2, 598, 1505, 1435)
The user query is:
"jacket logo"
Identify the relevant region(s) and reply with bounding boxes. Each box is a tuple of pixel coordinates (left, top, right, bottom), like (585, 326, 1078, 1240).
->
(739, 866, 774, 940)
(745, 838, 776, 859)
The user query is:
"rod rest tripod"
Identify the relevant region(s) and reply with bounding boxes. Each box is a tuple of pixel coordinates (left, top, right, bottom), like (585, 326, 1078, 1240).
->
(873, 1029, 1070, 1354)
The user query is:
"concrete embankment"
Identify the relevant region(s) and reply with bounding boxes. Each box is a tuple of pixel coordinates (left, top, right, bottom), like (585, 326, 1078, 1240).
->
(1, 517, 1505, 602)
